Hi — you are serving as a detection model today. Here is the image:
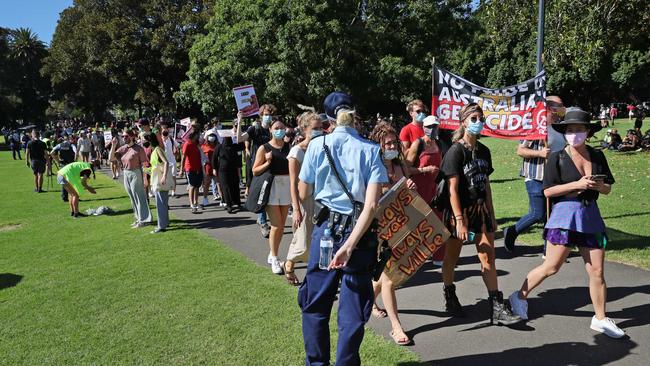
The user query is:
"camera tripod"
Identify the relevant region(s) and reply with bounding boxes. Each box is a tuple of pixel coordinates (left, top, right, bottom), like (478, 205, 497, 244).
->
(46, 158, 60, 191)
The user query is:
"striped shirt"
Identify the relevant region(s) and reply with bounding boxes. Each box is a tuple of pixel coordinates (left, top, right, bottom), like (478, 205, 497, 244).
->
(519, 139, 545, 181)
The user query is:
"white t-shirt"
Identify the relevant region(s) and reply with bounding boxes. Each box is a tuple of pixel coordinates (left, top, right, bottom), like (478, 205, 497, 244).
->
(287, 145, 306, 164)
(77, 137, 92, 153)
(163, 137, 176, 163)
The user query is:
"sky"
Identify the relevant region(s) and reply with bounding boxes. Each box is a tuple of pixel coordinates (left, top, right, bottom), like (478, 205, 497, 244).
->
(0, 0, 73, 45)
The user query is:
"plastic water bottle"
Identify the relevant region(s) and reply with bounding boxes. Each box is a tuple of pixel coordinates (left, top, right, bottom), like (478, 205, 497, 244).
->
(319, 229, 334, 270)
(464, 231, 476, 244)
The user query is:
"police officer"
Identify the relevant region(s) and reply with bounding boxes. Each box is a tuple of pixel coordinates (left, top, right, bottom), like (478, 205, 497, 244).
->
(298, 92, 389, 365)
(51, 135, 77, 202)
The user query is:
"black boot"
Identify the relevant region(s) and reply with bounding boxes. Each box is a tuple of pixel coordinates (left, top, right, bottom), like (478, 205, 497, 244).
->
(489, 291, 521, 325)
(443, 284, 465, 317)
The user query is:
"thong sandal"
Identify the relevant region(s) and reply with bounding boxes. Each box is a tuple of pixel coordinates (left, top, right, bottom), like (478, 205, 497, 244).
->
(389, 330, 411, 346)
(372, 304, 388, 318)
(283, 262, 300, 286)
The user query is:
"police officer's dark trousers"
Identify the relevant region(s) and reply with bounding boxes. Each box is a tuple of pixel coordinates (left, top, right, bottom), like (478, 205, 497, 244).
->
(298, 219, 376, 366)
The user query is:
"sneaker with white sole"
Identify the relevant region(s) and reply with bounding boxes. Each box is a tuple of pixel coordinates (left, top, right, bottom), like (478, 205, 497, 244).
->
(271, 257, 283, 275)
(590, 316, 625, 338)
(508, 291, 528, 320)
(267, 252, 273, 264)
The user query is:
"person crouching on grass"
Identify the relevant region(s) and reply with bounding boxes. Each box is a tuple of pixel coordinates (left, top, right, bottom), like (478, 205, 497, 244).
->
(508, 107, 625, 339)
(57, 162, 96, 217)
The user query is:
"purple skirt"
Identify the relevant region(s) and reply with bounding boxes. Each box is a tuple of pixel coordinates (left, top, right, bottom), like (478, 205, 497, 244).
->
(544, 199, 608, 248)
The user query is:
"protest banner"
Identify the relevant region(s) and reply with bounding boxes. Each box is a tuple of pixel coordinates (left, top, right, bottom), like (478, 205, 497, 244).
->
(180, 117, 191, 127)
(431, 64, 547, 140)
(233, 85, 260, 117)
(376, 178, 451, 287)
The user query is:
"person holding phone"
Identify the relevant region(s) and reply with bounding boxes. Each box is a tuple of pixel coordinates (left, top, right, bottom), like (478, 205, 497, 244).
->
(509, 107, 625, 339)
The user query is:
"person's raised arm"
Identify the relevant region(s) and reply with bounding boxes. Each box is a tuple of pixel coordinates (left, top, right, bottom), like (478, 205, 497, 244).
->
(328, 182, 382, 270)
(234, 111, 250, 143)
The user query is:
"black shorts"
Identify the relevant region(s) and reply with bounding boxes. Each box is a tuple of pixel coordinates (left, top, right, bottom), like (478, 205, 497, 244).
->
(634, 120, 643, 129)
(444, 201, 495, 239)
(31, 160, 46, 175)
(187, 170, 204, 188)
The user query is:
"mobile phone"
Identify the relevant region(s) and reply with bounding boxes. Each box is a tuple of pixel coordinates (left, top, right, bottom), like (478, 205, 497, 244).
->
(590, 174, 607, 181)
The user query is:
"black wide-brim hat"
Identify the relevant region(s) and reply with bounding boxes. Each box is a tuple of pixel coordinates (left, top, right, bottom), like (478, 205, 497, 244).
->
(551, 107, 602, 135)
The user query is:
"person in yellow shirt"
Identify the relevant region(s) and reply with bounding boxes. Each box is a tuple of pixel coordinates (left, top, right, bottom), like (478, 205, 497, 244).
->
(57, 162, 97, 217)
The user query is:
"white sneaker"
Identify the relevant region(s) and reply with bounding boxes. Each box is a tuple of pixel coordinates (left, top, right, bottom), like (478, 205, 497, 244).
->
(271, 257, 282, 274)
(508, 291, 528, 320)
(267, 252, 273, 264)
(202, 197, 210, 206)
(590, 316, 625, 338)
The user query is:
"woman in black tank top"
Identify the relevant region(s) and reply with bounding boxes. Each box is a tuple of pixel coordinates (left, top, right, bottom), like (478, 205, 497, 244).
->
(252, 118, 292, 275)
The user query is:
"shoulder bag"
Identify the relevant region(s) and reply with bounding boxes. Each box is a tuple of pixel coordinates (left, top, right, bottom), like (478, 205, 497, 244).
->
(245, 144, 274, 213)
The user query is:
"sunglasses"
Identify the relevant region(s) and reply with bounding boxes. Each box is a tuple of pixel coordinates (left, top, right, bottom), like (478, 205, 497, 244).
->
(469, 116, 485, 123)
(414, 109, 424, 114)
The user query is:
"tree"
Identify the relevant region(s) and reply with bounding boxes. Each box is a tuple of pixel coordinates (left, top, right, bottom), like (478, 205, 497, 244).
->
(0, 27, 50, 127)
(179, 0, 473, 118)
(43, 0, 214, 121)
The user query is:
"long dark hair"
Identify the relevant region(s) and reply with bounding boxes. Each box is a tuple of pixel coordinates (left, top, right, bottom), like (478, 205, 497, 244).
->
(144, 132, 160, 148)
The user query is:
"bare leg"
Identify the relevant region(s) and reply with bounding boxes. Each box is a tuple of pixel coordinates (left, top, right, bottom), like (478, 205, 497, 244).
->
(520, 243, 572, 299)
(580, 247, 607, 320)
(266, 205, 289, 256)
(442, 237, 463, 286)
(379, 274, 408, 342)
(476, 232, 498, 291)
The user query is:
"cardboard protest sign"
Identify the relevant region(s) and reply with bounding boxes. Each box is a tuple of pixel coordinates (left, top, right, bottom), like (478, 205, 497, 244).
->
(432, 65, 547, 140)
(376, 178, 451, 287)
(180, 117, 192, 127)
(174, 123, 188, 142)
(233, 85, 260, 117)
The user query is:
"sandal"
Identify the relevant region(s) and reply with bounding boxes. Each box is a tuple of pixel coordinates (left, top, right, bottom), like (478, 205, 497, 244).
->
(283, 262, 300, 286)
(372, 304, 388, 318)
(389, 329, 411, 346)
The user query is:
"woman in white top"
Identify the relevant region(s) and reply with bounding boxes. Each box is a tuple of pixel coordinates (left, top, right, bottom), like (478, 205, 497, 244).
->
(283, 112, 323, 285)
(161, 124, 178, 197)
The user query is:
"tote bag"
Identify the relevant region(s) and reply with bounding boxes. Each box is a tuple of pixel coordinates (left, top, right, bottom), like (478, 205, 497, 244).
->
(245, 170, 274, 213)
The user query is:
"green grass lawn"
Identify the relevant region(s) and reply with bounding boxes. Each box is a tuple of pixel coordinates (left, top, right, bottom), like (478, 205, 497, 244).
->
(0, 153, 417, 365)
(484, 117, 650, 269)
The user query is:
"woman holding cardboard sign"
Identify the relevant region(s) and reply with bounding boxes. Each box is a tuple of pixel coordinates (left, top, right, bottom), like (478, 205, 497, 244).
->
(369, 121, 423, 346)
(439, 103, 521, 325)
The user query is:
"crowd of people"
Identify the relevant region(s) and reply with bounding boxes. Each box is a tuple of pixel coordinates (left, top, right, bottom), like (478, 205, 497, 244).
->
(5, 92, 630, 364)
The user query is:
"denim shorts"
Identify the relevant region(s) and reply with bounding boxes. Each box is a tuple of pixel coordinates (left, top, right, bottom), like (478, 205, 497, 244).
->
(57, 175, 67, 185)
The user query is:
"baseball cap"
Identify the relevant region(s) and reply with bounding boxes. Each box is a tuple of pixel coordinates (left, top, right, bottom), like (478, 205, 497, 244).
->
(323, 92, 353, 121)
(423, 115, 439, 127)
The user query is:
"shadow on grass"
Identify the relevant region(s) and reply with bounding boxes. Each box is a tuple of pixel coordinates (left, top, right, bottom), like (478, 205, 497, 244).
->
(490, 178, 520, 184)
(604, 211, 650, 220)
(84, 195, 128, 202)
(606, 228, 650, 251)
(0, 273, 23, 290)
(398, 334, 637, 365)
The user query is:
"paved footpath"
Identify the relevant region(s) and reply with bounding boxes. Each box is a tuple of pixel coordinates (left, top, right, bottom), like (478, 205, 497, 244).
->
(143, 174, 648, 365)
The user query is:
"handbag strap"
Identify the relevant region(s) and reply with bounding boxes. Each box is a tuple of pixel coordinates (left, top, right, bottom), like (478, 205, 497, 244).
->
(322, 135, 356, 204)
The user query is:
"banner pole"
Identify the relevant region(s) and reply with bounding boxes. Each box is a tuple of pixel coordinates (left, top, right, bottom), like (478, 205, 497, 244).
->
(536, 0, 545, 74)
(431, 57, 436, 114)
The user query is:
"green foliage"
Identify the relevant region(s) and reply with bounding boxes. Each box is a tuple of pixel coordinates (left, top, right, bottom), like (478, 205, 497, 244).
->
(179, 0, 473, 116)
(0, 27, 50, 127)
(465, 0, 650, 106)
(43, 0, 214, 120)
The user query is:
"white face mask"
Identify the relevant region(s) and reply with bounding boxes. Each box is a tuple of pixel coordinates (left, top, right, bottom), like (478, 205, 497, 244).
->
(383, 149, 399, 160)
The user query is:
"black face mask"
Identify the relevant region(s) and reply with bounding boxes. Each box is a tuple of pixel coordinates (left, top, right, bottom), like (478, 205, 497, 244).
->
(162, 131, 169, 137)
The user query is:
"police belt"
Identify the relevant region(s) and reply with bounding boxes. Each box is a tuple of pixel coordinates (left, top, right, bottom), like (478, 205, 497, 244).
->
(316, 205, 378, 251)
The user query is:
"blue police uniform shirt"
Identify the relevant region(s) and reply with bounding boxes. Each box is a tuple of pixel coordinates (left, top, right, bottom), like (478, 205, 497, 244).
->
(299, 126, 389, 215)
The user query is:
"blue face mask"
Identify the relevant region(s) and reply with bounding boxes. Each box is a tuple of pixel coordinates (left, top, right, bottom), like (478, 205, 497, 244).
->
(273, 129, 286, 139)
(310, 130, 323, 139)
(467, 120, 484, 135)
(262, 115, 272, 125)
(416, 112, 426, 123)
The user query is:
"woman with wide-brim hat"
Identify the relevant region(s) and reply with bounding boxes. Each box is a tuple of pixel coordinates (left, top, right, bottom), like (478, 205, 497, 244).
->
(508, 107, 625, 338)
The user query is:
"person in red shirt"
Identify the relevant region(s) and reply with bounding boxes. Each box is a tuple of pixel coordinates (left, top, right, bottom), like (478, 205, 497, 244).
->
(399, 99, 428, 153)
(201, 133, 218, 207)
(182, 130, 203, 213)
